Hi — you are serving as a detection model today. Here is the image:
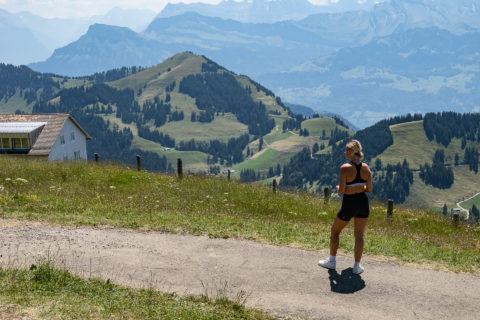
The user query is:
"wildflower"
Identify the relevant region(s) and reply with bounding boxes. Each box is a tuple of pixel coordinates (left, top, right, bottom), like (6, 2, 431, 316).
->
(109, 186, 116, 189)
(128, 196, 133, 200)
(15, 178, 28, 184)
(0, 185, 3, 192)
(318, 212, 327, 216)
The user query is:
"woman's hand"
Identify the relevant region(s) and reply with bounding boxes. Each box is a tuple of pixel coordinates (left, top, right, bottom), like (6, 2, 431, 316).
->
(336, 185, 340, 192)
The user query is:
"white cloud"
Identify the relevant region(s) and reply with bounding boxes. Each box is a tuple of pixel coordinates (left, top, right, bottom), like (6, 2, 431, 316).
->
(473, 106, 480, 113)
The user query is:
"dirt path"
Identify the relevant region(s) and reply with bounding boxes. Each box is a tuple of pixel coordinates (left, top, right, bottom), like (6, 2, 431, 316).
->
(0, 219, 479, 320)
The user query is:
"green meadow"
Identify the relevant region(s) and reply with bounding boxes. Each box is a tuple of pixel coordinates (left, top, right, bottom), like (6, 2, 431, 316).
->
(0, 157, 478, 274)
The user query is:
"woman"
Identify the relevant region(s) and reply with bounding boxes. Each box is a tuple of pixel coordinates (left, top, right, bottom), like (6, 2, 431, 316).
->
(318, 139, 372, 275)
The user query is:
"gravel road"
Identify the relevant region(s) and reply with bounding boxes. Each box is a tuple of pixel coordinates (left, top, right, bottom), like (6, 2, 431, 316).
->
(0, 219, 479, 320)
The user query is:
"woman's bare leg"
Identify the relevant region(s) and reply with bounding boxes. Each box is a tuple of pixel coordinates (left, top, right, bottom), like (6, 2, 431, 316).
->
(330, 217, 349, 256)
(353, 218, 368, 262)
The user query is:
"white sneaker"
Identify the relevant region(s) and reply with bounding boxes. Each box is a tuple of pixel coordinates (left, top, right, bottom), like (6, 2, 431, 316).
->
(318, 259, 336, 270)
(353, 263, 364, 275)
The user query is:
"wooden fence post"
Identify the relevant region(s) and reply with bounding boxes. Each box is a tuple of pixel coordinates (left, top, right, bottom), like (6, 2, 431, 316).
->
(273, 179, 277, 193)
(324, 187, 329, 204)
(387, 199, 394, 217)
(94, 153, 99, 163)
(451, 208, 460, 227)
(136, 155, 141, 171)
(227, 169, 231, 181)
(177, 158, 183, 178)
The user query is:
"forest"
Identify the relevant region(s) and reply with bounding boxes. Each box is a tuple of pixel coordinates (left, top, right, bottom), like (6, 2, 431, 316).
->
(179, 72, 275, 136)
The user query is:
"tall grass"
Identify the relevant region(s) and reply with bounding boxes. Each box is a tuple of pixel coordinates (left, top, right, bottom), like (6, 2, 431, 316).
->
(0, 260, 274, 319)
(0, 157, 479, 273)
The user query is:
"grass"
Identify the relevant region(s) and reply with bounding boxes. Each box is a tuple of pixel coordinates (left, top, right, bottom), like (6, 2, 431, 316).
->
(0, 157, 479, 274)
(459, 193, 480, 211)
(0, 90, 34, 114)
(301, 118, 353, 137)
(234, 148, 295, 172)
(159, 116, 249, 142)
(376, 121, 480, 208)
(375, 121, 480, 169)
(404, 167, 480, 209)
(0, 260, 274, 320)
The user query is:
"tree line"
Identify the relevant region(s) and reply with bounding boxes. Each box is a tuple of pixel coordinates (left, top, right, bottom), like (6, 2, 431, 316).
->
(0, 64, 59, 103)
(179, 72, 275, 136)
(177, 134, 250, 165)
(423, 112, 480, 147)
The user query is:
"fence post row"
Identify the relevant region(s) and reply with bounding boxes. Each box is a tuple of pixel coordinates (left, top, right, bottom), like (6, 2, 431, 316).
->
(177, 158, 183, 178)
(136, 155, 141, 171)
(94, 153, 99, 163)
(387, 199, 394, 217)
(272, 179, 277, 193)
(324, 187, 329, 204)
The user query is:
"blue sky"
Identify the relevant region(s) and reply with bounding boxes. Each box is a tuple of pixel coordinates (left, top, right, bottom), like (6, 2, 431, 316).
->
(0, 0, 339, 18)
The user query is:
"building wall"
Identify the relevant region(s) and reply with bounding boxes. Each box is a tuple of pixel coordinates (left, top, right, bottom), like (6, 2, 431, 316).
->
(48, 119, 88, 161)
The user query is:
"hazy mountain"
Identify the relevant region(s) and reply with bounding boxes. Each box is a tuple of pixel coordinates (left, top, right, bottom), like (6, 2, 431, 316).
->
(29, 24, 179, 76)
(0, 9, 50, 64)
(89, 7, 156, 32)
(31, 12, 336, 77)
(157, 0, 386, 23)
(1, 7, 156, 63)
(259, 28, 480, 128)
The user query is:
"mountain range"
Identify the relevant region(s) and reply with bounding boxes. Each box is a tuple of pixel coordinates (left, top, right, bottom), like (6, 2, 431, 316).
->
(0, 7, 156, 64)
(157, 0, 387, 23)
(2, 0, 480, 127)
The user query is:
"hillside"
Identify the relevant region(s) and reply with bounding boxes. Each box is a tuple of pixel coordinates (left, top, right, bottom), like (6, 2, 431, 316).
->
(375, 120, 480, 209)
(1, 53, 349, 176)
(279, 113, 480, 211)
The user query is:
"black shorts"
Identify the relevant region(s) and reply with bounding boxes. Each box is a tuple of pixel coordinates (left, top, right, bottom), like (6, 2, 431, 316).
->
(337, 192, 369, 222)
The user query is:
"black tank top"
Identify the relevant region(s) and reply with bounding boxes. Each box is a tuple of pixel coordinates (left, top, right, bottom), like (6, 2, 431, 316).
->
(346, 162, 366, 185)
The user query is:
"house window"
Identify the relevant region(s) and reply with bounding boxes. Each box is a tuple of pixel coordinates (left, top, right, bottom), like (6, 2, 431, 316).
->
(71, 132, 75, 141)
(21, 138, 29, 148)
(60, 135, 65, 145)
(74, 151, 81, 160)
(13, 138, 21, 149)
(1, 138, 10, 148)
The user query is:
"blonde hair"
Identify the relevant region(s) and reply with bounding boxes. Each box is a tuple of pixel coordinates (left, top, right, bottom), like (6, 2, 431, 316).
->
(346, 139, 364, 159)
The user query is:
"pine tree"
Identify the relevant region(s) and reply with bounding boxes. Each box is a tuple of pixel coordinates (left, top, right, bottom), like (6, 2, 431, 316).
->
(471, 205, 479, 222)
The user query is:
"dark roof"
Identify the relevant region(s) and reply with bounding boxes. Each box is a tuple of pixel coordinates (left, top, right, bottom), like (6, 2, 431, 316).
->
(0, 114, 91, 156)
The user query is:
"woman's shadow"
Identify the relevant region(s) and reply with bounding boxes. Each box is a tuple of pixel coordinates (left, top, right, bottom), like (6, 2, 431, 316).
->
(328, 268, 366, 294)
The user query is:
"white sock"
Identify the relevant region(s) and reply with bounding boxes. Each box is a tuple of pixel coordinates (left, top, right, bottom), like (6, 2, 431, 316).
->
(329, 255, 336, 263)
(354, 261, 361, 267)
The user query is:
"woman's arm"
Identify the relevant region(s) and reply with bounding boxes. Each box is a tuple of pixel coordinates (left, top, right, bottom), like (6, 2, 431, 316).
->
(364, 165, 373, 193)
(336, 165, 348, 194)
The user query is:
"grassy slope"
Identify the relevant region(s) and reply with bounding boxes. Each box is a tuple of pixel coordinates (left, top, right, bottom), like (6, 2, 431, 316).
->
(404, 167, 480, 209)
(0, 78, 88, 114)
(375, 121, 480, 169)
(0, 90, 33, 114)
(459, 193, 480, 211)
(375, 121, 480, 208)
(159, 115, 248, 142)
(301, 117, 353, 137)
(233, 148, 294, 172)
(0, 157, 478, 273)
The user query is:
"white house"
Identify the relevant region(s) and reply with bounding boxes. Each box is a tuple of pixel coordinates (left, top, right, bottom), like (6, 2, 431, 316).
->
(0, 114, 91, 161)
